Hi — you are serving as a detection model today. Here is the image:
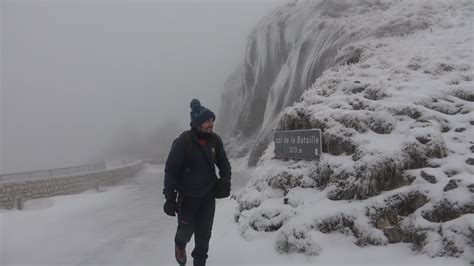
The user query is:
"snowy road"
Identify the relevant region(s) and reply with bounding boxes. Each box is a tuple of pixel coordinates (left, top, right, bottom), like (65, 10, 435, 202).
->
(0, 164, 465, 265)
(0, 164, 288, 266)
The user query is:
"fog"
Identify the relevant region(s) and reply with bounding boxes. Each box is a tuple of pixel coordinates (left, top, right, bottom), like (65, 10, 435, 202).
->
(1, 0, 283, 174)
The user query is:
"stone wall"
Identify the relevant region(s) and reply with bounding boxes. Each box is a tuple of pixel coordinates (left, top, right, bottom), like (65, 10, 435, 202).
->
(0, 161, 145, 210)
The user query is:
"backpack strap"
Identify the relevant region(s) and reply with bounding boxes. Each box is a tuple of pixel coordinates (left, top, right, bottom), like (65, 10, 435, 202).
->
(179, 130, 193, 170)
(209, 133, 221, 162)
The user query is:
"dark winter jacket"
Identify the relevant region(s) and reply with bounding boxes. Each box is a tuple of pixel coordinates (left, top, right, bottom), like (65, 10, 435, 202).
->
(163, 130, 231, 198)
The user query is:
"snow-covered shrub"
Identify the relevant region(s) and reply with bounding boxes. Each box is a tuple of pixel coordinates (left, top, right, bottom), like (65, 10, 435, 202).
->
(453, 88, 474, 102)
(390, 105, 422, 119)
(313, 157, 353, 189)
(234, 186, 265, 213)
(367, 112, 395, 134)
(277, 108, 313, 131)
(382, 191, 429, 217)
(422, 231, 462, 258)
(422, 200, 474, 223)
(400, 225, 429, 251)
(374, 16, 430, 38)
(349, 97, 371, 110)
(334, 111, 369, 133)
(322, 125, 356, 155)
(275, 226, 322, 256)
(401, 128, 448, 167)
(420, 98, 463, 115)
(267, 171, 316, 192)
(326, 153, 407, 200)
(248, 205, 294, 232)
(363, 86, 388, 101)
(400, 140, 429, 169)
(316, 214, 356, 235)
(357, 155, 405, 197)
(335, 44, 365, 65)
(316, 213, 387, 246)
(400, 214, 474, 258)
(365, 191, 429, 243)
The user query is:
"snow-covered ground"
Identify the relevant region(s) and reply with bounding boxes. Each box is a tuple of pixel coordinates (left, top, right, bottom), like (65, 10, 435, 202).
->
(0, 163, 466, 265)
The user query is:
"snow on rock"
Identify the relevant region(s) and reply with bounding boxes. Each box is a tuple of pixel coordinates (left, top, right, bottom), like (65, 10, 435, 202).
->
(230, 0, 474, 263)
(219, 0, 472, 167)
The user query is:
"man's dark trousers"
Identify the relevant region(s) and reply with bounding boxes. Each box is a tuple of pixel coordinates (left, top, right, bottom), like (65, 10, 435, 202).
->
(175, 192, 215, 266)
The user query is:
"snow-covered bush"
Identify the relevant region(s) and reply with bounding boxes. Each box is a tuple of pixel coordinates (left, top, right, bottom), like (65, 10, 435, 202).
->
(248, 205, 294, 232)
(316, 213, 387, 246)
(275, 225, 322, 256)
(267, 171, 316, 192)
(422, 200, 474, 223)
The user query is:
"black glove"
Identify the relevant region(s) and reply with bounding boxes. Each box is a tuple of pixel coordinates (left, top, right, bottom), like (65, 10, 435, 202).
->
(163, 200, 178, 216)
(163, 192, 178, 216)
(215, 177, 231, 199)
(221, 177, 231, 187)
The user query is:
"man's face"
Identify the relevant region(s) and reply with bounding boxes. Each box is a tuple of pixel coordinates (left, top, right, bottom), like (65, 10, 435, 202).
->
(199, 118, 214, 134)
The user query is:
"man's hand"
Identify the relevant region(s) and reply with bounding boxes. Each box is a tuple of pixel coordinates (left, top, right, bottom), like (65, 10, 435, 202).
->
(163, 192, 178, 216)
(215, 177, 231, 199)
(163, 200, 178, 216)
(221, 177, 231, 188)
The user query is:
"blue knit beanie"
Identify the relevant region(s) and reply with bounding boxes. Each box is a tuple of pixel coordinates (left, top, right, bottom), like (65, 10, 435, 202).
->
(190, 99, 215, 128)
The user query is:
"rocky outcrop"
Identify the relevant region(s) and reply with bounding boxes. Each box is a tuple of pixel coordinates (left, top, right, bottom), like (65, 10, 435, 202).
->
(230, 0, 474, 263)
(219, 1, 367, 164)
(219, 0, 439, 166)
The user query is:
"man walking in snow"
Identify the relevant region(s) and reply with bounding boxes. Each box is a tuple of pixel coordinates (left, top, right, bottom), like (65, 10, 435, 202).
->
(163, 98, 232, 266)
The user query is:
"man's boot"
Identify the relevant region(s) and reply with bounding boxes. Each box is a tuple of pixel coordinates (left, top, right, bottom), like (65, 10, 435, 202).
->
(175, 245, 187, 266)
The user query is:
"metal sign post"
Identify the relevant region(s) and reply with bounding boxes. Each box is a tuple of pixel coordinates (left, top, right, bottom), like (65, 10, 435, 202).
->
(274, 129, 322, 161)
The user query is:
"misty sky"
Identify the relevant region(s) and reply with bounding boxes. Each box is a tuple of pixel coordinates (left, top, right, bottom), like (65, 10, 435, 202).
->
(1, 0, 284, 173)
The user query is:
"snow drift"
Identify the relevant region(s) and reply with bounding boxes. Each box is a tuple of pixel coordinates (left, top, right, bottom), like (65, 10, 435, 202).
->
(220, 0, 474, 263)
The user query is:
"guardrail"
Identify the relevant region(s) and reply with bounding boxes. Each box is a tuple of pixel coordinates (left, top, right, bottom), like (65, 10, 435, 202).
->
(143, 156, 165, 164)
(0, 161, 145, 210)
(0, 161, 106, 183)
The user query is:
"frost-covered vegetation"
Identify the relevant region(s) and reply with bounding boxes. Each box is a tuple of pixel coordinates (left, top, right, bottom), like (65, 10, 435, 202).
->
(229, 0, 474, 263)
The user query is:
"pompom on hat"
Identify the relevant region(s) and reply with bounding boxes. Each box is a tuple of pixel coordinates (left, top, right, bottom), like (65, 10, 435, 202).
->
(190, 99, 215, 128)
